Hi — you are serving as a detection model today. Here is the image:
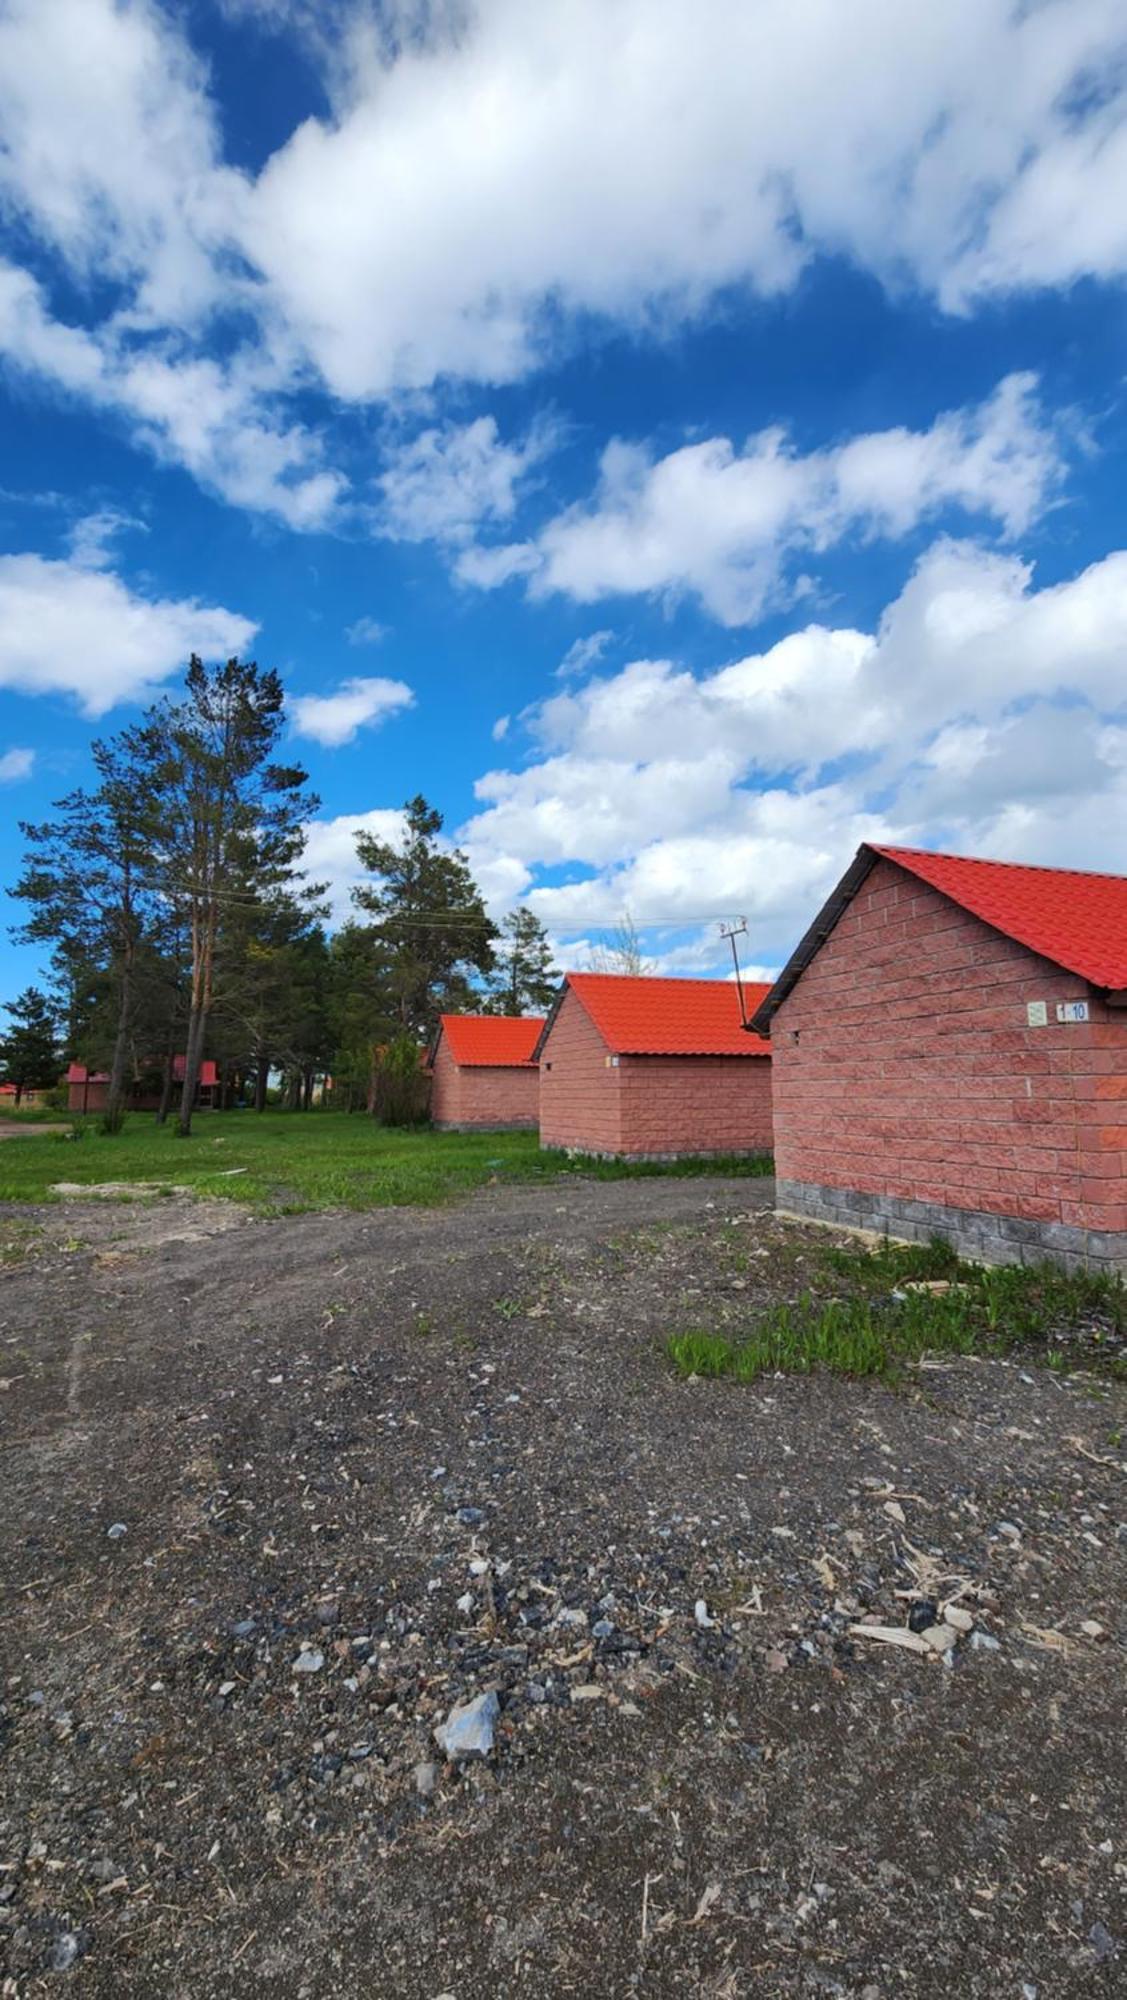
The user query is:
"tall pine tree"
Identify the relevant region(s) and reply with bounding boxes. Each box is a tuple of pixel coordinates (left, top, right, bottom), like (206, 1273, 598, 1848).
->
(487, 906, 559, 1014)
(149, 657, 318, 1136)
(352, 796, 498, 1041)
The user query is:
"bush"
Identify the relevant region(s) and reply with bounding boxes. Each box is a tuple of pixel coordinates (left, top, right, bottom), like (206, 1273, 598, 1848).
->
(371, 1034, 431, 1127)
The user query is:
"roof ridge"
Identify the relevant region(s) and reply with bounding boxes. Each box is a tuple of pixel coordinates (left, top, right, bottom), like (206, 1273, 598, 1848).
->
(877, 843, 1127, 887)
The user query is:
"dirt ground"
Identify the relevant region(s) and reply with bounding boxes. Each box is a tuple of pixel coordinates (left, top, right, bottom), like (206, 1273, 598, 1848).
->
(1, 1177, 1125, 1998)
(0, 1125, 72, 1143)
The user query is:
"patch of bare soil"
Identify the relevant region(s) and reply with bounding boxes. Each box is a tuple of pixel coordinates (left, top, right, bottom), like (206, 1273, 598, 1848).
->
(1, 1178, 1124, 1998)
(0, 1124, 71, 1142)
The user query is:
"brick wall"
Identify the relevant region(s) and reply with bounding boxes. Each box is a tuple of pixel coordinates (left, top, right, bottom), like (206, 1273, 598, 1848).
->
(539, 985, 773, 1157)
(430, 1036, 539, 1130)
(618, 1054, 773, 1157)
(538, 987, 622, 1151)
(770, 856, 1127, 1270)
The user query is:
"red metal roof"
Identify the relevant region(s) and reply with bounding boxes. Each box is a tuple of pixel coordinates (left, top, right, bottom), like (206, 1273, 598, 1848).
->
(438, 1014, 544, 1067)
(560, 973, 771, 1056)
(874, 845, 1127, 989)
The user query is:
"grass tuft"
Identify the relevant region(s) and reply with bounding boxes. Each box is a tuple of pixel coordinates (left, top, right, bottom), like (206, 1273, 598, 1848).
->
(668, 1238, 1125, 1384)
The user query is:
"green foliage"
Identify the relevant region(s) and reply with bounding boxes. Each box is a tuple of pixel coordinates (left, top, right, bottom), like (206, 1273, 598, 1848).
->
(371, 1032, 431, 1126)
(353, 795, 498, 1038)
(486, 906, 559, 1015)
(0, 987, 61, 1100)
(149, 654, 320, 1134)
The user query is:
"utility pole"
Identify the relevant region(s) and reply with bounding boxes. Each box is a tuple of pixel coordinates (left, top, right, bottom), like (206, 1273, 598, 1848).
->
(720, 919, 751, 1029)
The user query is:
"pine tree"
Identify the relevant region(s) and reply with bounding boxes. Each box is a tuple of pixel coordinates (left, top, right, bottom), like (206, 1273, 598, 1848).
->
(352, 795, 498, 1042)
(149, 656, 318, 1137)
(0, 987, 60, 1104)
(487, 906, 559, 1014)
(12, 727, 160, 1131)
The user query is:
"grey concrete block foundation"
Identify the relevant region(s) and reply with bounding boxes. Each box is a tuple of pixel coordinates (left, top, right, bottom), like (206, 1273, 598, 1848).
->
(776, 1179, 1126, 1278)
(432, 1120, 538, 1133)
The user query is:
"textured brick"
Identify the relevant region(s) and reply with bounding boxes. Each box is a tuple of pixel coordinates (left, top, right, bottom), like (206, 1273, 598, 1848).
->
(770, 856, 1127, 1255)
(539, 986, 772, 1158)
(430, 1036, 539, 1130)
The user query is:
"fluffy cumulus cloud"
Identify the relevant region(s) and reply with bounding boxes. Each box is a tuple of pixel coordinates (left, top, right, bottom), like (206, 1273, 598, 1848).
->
(460, 536, 1127, 968)
(245, 0, 1127, 398)
(459, 375, 1064, 623)
(0, 551, 258, 714)
(290, 674, 414, 747)
(1, 1, 1126, 523)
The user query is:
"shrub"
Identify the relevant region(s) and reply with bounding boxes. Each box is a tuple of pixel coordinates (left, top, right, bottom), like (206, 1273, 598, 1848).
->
(371, 1034, 431, 1127)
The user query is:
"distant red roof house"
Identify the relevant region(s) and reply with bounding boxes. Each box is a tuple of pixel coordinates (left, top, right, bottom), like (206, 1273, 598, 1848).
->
(429, 1015, 544, 1131)
(752, 843, 1127, 1276)
(535, 973, 773, 1160)
(0, 1082, 50, 1108)
(66, 1058, 220, 1113)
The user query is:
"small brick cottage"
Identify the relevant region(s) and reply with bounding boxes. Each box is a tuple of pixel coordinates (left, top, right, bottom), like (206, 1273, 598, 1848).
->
(66, 1057, 220, 1113)
(536, 973, 773, 1159)
(428, 1015, 543, 1130)
(752, 844, 1127, 1275)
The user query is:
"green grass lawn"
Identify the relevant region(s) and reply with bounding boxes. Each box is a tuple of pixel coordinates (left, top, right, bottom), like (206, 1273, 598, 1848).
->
(0, 1109, 772, 1213)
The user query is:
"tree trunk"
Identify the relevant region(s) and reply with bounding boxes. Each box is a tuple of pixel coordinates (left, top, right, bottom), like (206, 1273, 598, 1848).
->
(155, 1053, 175, 1126)
(302, 1067, 314, 1112)
(253, 1054, 268, 1113)
(177, 999, 208, 1137)
(104, 955, 133, 1133)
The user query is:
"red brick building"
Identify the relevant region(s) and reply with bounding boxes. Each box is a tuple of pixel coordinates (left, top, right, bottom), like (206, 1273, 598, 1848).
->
(536, 973, 773, 1159)
(752, 845, 1127, 1275)
(428, 1015, 543, 1131)
(66, 1058, 220, 1113)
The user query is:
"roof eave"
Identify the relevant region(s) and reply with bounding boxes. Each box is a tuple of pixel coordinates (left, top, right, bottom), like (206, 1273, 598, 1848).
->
(531, 980, 573, 1061)
(750, 844, 881, 1035)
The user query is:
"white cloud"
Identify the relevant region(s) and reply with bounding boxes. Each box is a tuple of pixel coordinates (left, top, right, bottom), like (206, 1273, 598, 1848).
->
(0, 551, 258, 714)
(459, 535, 1127, 967)
(1, 0, 1125, 530)
(290, 674, 414, 747)
(244, 0, 1127, 398)
(344, 614, 388, 646)
(462, 375, 1063, 624)
(0, 261, 346, 530)
(67, 508, 147, 569)
(377, 415, 553, 546)
(491, 714, 510, 742)
(0, 747, 35, 783)
(557, 630, 613, 679)
(0, 0, 239, 326)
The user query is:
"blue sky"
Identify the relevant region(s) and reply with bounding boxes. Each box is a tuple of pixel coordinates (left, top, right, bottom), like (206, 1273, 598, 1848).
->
(2, 0, 1127, 999)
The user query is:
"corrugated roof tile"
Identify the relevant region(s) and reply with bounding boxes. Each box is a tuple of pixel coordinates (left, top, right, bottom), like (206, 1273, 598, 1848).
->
(438, 1015, 544, 1067)
(874, 845, 1127, 989)
(562, 973, 771, 1056)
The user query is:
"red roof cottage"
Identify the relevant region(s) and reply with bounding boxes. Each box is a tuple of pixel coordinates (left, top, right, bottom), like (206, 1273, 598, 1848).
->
(535, 973, 773, 1159)
(66, 1058, 220, 1113)
(429, 1015, 544, 1131)
(752, 845, 1127, 1275)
